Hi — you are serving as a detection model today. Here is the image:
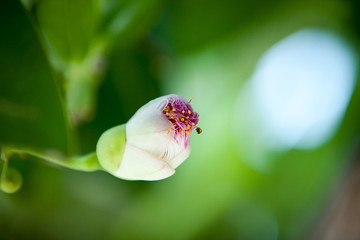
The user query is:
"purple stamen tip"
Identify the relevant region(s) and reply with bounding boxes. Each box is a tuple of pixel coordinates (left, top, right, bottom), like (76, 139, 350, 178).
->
(162, 96, 199, 143)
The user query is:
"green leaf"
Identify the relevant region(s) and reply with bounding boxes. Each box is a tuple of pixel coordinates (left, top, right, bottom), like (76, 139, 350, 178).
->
(0, 0, 72, 153)
(35, 0, 100, 65)
(99, 0, 164, 50)
(33, 0, 164, 124)
(35, 0, 164, 67)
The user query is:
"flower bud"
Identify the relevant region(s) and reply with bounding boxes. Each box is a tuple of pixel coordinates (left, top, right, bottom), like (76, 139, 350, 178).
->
(1, 168, 22, 194)
(97, 94, 199, 180)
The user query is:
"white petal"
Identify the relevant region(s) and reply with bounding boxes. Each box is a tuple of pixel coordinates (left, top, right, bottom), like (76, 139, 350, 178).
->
(131, 96, 169, 116)
(126, 108, 189, 167)
(115, 144, 175, 180)
(127, 108, 172, 137)
(126, 109, 173, 161)
(131, 94, 186, 117)
(167, 144, 191, 169)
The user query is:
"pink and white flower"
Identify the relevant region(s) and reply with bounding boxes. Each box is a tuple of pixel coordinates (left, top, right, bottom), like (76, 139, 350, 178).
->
(97, 94, 199, 181)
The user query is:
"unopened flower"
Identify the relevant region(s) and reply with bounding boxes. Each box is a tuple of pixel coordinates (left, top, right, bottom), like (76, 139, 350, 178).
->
(0, 168, 22, 194)
(97, 94, 200, 180)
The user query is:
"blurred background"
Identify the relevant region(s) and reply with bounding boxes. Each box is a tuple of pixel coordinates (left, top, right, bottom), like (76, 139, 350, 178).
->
(1, 0, 360, 239)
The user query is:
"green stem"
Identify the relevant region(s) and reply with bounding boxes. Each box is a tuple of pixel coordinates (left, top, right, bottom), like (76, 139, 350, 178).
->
(0, 146, 8, 181)
(5, 146, 102, 172)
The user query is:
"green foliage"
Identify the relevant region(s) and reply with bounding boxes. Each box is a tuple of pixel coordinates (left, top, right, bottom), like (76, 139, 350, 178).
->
(0, 0, 72, 152)
(33, 0, 164, 124)
(36, 0, 100, 63)
(0, 0, 359, 239)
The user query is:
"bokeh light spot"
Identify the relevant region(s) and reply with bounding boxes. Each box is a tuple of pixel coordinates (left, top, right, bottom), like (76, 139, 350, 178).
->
(250, 29, 357, 149)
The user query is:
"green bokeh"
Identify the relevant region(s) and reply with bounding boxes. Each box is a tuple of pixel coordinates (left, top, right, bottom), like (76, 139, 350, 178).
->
(0, 0, 72, 153)
(1, 0, 360, 239)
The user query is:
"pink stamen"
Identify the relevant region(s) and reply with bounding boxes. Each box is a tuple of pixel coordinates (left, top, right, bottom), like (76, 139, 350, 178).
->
(161, 96, 199, 144)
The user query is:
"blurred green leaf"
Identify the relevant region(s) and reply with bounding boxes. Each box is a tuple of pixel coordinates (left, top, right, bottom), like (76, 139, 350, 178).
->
(77, 40, 162, 153)
(156, 0, 281, 53)
(35, 0, 100, 65)
(35, 0, 164, 67)
(0, 0, 72, 153)
(34, 0, 164, 124)
(99, 0, 164, 50)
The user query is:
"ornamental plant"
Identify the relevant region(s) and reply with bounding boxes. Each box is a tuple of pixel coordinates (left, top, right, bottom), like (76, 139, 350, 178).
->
(97, 94, 200, 180)
(1, 95, 200, 192)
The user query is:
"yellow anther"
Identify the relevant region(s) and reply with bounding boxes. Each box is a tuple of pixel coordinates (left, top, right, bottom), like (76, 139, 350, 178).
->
(182, 110, 185, 114)
(170, 116, 174, 119)
(189, 98, 194, 102)
(172, 108, 176, 112)
(181, 118, 184, 121)
(192, 123, 195, 126)
(188, 110, 191, 114)
(187, 125, 191, 129)
(186, 116, 189, 119)
(169, 128, 173, 132)
(186, 131, 190, 134)
(166, 132, 169, 135)
(166, 112, 169, 115)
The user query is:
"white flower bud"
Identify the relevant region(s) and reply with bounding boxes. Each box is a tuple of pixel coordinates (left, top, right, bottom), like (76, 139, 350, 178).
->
(97, 94, 200, 181)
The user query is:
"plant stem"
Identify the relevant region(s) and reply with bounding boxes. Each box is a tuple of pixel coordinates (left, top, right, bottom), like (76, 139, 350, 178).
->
(0, 146, 8, 181)
(5, 146, 102, 172)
